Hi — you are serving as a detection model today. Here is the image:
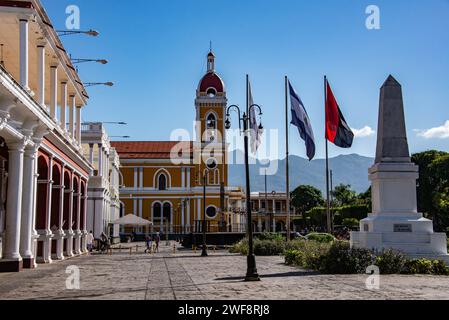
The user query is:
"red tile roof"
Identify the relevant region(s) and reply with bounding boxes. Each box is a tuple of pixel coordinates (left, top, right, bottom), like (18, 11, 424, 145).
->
(111, 141, 193, 160)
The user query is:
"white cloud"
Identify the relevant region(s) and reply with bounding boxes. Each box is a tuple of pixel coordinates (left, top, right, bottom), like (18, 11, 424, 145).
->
(352, 126, 376, 138)
(415, 121, 449, 139)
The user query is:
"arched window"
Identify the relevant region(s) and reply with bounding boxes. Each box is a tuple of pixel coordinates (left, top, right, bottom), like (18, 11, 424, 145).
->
(158, 173, 167, 191)
(214, 169, 220, 185)
(206, 113, 216, 129)
(153, 202, 162, 222)
(163, 203, 171, 221)
(205, 113, 217, 142)
(207, 88, 217, 97)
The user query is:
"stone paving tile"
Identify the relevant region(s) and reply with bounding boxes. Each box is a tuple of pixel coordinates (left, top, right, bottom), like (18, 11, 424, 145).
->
(1, 243, 449, 300)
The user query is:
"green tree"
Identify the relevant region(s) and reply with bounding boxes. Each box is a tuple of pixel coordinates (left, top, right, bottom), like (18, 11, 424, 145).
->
(291, 185, 325, 225)
(412, 151, 449, 232)
(356, 187, 372, 211)
(331, 184, 357, 207)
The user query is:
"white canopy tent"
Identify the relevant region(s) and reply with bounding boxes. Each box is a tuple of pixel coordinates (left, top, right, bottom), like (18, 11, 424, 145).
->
(113, 214, 153, 227)
(113, 215, 153, 240)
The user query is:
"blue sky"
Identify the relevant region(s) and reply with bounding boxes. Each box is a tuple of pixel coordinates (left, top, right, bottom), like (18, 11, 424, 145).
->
(42, 0, 449, 159)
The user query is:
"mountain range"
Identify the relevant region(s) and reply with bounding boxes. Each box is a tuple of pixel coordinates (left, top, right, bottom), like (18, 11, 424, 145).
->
(228, 150, 374, 194)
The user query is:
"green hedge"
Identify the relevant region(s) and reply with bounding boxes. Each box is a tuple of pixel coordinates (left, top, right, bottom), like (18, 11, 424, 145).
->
(342, 218, 360, 228)
(284, 242, 449, 276)
(305, 233, 336, 243)
(336, 205, 369, 221)
(306, 205, 369, 228)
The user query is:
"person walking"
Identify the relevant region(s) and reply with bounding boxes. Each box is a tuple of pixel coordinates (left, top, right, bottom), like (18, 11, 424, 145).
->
(87, 231, 94, 253)
(154, 232, 160, 253)
(144, 235, 153, 254)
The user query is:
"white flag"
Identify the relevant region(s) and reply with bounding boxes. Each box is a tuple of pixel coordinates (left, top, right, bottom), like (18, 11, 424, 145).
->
(248, 81, 263, 154)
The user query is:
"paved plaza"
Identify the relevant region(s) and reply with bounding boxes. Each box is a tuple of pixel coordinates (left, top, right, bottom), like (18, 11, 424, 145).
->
(1, 243, 449, 300)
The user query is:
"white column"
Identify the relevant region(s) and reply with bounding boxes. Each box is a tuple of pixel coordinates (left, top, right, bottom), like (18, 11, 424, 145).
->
(133, 168, 137, 188)
(41, 157, 53, 264)
(74, 183, 81, 255)
(69, 95, 75, 137)
(19, 18, 29, 91)
(60, 82, 67, 131)
(98, 144, 104, 177)
(187, 168, 191, 189)
(186, 199, 191, 232)
(89, 144, 94, 165)
(170, 206, 173, 233)
(55, 165, 65, 260)
(139, 167, 143, 188)
(81, 193, 88, 253)
(181, 202, 185, 233)
(19, 144, 38, 268)
(75, 106, 82, 145)
(37, 44, 46, 107)
(2, 141, 26, 270)
(65, 185, 74, 257)
(50, 66, 58, 120)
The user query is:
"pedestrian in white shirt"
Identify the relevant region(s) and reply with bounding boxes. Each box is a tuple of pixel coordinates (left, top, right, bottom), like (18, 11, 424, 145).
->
(87, 231, 95, 253)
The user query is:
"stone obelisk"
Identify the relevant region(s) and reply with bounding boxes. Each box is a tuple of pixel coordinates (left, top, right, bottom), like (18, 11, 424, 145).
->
(351, 75, 449, 262)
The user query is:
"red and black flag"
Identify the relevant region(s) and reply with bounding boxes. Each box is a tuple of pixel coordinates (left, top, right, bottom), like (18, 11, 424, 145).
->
(325, 79, 354, 148)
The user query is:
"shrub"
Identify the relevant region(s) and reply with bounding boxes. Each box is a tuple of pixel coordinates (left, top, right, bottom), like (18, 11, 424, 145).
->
(336, 205, 369, 221)
(307, 207, 327, 227)
(320, 241, 374, 274)
(256, 232, 284, 241)
(253, 239, 286, 256)
(306, 233, 336, 243)
(229, 238, 248, 255)
(403, 259, 434, 275)
(375, 249, 406, 274)
(342, 218, 359, 228)
(431, 260, 449, 275)
(284, 249, 302, 265)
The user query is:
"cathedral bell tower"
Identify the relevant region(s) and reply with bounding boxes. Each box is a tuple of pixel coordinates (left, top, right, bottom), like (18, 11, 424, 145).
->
(194, 51, 228, 187)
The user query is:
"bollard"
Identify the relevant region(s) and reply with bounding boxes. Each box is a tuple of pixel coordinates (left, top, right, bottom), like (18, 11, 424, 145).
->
(129, 247, 132, 255)
(119, 245, 122, 253)
(136, 245, 139, 253)
(173, 244, 176, 254)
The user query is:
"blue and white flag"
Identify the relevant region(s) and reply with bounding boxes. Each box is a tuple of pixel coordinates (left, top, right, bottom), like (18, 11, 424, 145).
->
(289, 81, 316, 161)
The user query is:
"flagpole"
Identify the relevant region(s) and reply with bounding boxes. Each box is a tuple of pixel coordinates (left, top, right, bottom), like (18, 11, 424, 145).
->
(285, 76, 291, 241)
(324, 75, 331, 234)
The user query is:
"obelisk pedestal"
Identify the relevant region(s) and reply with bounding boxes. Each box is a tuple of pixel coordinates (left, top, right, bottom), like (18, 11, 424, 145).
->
(350, 75, 449, 262)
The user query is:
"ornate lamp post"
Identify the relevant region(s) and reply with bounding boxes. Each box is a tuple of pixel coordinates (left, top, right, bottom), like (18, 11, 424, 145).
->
(225, 103, 263, 282)
(199, 159, 217, 257)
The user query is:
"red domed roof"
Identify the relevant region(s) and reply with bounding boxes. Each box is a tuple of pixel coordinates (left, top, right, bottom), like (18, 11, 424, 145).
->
(198, 72, 224, 93)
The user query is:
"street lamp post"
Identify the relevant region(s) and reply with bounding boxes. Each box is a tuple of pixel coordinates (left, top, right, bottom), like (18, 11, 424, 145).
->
(201, 172, 208, 257)
(72, 58, 108, 65)
(225, 103, 263, 282)
(85, 82, 114, 87)
(57, 29, 100, 37)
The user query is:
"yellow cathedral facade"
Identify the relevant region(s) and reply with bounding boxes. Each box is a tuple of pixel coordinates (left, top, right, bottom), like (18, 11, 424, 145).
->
(112, 52, 247, 236)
